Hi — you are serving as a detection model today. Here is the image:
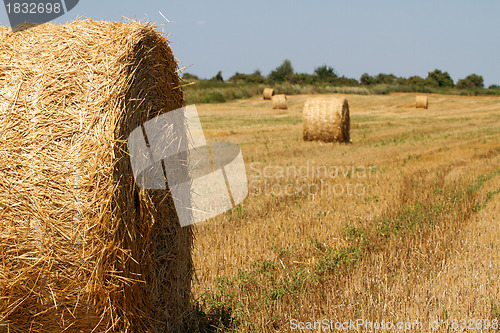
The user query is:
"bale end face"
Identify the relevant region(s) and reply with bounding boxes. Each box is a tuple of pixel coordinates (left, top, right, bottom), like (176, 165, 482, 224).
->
(416, 96, 428, 109)
(272, 94, 287, 109)
(302, 97, 350, 143)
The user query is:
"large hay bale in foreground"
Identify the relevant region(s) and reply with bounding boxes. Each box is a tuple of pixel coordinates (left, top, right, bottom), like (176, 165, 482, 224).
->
(0, 20, 193, 332)
(303, 97, 350, 143)
(416, 95, 428, 109)
(263, 87, 275, 100)
(272, 94, 287, 109)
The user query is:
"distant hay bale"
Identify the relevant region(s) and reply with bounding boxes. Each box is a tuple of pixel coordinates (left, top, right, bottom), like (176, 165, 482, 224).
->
(272, 94, 287, 109)
(0, 20, 193, 332)
(263, 87, 275, 100)
(303, 97, 350, 143)
(416, 96, 428, 109)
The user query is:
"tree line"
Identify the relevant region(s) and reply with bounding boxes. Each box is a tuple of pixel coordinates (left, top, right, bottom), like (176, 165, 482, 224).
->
(183, 59, 498, 91)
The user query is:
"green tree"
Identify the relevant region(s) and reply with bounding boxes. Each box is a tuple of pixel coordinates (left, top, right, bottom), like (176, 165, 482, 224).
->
(456, 74, 484, 89)
(247, 70, 265, 83)
(407, 75, 426, 87)
(395, 77, 408, 86)
(426, 69, 454, 87)
(288, 73, 316, 85)
(314, 65, 338, 80)
(229, 70, 265, 84)
(335, 76, 359, 86)
(210, 71, 224, 82)
(182, 72, 199, 82)
(229, 72, 247, 82)
(360, 73, 375, 85)
(269, 59, 294, 82)
(374, 73, 397, 85)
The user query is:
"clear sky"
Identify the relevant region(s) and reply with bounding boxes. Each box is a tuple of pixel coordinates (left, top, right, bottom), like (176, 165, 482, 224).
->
(1, 0, 499, 86)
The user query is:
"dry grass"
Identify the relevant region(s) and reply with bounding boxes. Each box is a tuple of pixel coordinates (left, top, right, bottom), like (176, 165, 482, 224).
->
(191, 93, 500, 332)
(0, 20, 192, 332)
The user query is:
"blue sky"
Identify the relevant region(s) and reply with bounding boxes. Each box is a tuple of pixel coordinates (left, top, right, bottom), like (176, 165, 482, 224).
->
(1, 0, 499, 86)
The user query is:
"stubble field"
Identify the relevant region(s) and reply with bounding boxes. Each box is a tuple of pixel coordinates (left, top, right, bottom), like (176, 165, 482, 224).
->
(190, 93, 500, 332)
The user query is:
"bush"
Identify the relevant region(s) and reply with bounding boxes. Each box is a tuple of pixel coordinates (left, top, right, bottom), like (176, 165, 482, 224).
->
(407, 75, 427, 87)
(202, 90, 226, 103)
(288, 73, 316, 85)
(360, 73, 375, 85)
(229, 70, 265, 84)
(248, 70, 266, 83)
(182, 72, 199, 82)
(269, 59, 294, 82)
(375, 73, 397, 85)
(426, 69, 454, 88)
(334, 76, 359, 86)
(314, 65, 338, 81)
(456, 74, 484, 89)
(372, 84, 390, 95)
(210, 71, 224, 82)
(395, 77, 408, 86)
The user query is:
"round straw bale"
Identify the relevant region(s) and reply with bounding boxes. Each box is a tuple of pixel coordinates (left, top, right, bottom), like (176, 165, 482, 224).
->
(0, 20, 192, 332)
(303, 97, 350, 143)
(416, 95, 428, 109)
(272, 94, 287, 109)
(263, 87, 275, 100)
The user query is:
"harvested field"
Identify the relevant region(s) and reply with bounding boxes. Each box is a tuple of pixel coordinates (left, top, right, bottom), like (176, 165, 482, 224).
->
(191, 93, 500, 332)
